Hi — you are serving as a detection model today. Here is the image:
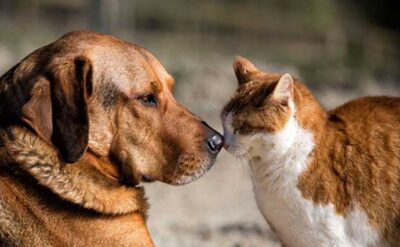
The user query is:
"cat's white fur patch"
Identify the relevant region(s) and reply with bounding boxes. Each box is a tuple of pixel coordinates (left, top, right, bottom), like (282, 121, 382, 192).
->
(223, 104, 383, 247)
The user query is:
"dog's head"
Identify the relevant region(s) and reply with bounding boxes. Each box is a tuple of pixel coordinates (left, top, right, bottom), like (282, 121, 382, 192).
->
(0, 31, 223, 186)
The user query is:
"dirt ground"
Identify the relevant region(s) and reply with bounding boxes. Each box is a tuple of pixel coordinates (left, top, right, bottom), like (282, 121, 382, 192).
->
(146, 151, 281, 247)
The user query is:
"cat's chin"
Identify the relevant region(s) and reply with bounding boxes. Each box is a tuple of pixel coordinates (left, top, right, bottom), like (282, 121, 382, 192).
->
(226, 145, 251, 158)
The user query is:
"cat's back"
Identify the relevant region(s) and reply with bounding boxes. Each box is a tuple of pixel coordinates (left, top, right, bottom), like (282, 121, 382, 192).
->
(328, 96, 400, 137)
(325, 96, 400, 245)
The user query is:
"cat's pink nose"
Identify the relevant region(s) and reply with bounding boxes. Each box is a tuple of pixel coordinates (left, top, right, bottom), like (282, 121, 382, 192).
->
(223, 143, 230, 150)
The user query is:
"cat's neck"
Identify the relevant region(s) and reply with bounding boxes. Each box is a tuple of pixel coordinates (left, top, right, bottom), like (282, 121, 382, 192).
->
(248, 114, 314, 189)
(248, 81, 330, 188)
(292, 81, 328, 137)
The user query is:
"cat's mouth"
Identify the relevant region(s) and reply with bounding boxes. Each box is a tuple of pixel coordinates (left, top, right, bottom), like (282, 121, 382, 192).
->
(223, 131, 250, 157)
(224, 143, 250, 157)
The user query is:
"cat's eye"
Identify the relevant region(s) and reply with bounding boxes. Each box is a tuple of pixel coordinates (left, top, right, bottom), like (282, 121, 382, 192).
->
(138, 94, 158, 107)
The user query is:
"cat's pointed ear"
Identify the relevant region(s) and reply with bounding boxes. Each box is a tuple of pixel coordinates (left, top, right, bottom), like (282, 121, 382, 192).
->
(233, 56, 257, 86)
(272, 73, 294, 101)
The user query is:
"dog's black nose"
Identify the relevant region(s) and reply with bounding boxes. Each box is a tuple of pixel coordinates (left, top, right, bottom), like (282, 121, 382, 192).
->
(202, 122, 224, 154)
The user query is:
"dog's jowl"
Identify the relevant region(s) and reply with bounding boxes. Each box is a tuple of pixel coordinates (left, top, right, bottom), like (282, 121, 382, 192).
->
(0, 31, 223, 247)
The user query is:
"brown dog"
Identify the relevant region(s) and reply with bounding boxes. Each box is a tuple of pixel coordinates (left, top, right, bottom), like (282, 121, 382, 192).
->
(0, 31, 223, 246)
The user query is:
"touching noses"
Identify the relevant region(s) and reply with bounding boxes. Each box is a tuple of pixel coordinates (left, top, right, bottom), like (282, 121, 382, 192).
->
(201, 122, 224, 154)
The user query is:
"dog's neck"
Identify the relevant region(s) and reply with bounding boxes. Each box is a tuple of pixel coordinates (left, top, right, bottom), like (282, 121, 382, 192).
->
(0, 126, 148, 215)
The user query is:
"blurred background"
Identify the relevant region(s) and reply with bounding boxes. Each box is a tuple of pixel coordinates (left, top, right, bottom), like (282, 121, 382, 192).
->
(0, 0, 399, 246)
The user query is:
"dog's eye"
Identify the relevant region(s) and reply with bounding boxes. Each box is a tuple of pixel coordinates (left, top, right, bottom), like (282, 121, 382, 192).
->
(139, 94, 158, 107)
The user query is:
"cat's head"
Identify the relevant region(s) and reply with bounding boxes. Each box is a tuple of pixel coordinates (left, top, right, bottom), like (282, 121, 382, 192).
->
(221, 56, 297, 156)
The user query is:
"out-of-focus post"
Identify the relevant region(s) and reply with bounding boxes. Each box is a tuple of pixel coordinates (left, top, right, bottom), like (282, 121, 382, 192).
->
(90, 0, 120, 34)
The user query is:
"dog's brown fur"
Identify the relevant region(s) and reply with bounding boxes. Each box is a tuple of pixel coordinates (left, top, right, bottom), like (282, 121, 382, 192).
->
(0, 31, 220, 246)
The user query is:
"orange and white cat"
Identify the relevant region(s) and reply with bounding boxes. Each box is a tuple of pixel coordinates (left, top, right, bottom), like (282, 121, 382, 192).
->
(222, 56, 400, 247)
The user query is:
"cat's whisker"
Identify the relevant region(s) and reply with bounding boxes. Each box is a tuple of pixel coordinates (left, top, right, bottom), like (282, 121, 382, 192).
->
(232, 156, 244, 183)
(233, 144, 255, 181)
(231, 155, 251, 186)
(206, 103, 218, 112)
(237, 158, 247, 181)
(196, 100, 219, 113)
(237, 144, 248, 178)
(242, 151, 256, 181)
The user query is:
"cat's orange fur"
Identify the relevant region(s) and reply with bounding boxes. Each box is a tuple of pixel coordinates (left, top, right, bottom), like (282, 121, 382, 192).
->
(222, 56, 400, 246)
(298, 96, 400, 244)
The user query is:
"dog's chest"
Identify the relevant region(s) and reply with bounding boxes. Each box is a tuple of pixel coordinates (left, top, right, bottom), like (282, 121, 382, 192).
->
(249, 146, 382, 247)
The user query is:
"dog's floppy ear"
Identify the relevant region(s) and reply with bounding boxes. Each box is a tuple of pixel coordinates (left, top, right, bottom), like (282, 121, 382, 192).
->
(20, 56, 93, 163)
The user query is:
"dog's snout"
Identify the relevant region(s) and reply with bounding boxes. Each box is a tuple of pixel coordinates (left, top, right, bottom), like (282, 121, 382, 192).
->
(201, 122, 224, 154)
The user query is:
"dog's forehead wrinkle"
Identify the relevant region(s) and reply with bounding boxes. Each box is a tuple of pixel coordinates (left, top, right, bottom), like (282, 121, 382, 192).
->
(95, 81, 121, 108)
(150, 80, 162, 93)
(96, 65, 157, 101)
